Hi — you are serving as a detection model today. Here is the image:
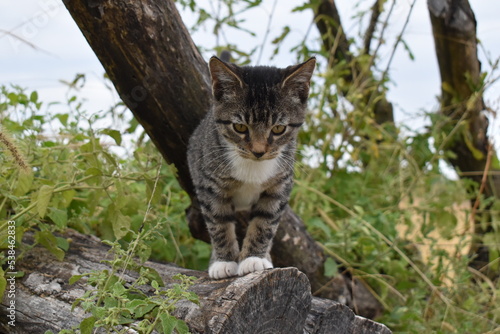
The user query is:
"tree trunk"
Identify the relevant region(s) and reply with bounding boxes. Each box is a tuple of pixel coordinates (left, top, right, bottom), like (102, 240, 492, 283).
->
(428, 0, 500, 278)
(0, 229, 391, 334)
(60, 0, 383, 317)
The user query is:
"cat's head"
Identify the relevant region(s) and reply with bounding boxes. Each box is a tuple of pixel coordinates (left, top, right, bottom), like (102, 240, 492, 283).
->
(208, 56, 315, 161)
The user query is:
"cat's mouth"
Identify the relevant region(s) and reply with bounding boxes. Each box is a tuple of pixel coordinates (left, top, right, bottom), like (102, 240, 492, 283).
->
(249, 155, 274, 161)
(239, 151, 278, 161)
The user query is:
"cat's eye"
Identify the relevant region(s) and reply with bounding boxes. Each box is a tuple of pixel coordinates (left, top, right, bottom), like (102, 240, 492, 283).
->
(233, 123, 248, 134)
(271, 125, 286, 135)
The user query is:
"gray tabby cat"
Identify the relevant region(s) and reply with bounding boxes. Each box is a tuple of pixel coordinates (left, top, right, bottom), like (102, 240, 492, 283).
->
(187, 56, 315, 279)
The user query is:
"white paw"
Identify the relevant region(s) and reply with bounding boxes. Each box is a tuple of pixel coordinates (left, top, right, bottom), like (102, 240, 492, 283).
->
(209, 261, 238, 279)
(238, 257, 273, 276)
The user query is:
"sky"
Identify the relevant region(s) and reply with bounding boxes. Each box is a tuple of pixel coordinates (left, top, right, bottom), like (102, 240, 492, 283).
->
(0, 0, 499, 154)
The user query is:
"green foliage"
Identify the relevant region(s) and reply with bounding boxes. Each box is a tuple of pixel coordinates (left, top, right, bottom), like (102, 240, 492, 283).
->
(69, 239, 198, 333)
(0, 82, 208, 332)
(0, 82, 210, 268)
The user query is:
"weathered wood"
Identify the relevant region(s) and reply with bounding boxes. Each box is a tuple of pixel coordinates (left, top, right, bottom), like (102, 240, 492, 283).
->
(0, 229, 391, 333)
(305, 298, 391, 334)
(59, 0, 381, 314)
(428, 0, 500, 277)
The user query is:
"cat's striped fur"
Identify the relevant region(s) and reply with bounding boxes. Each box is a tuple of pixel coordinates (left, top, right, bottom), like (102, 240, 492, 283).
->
(187, 56, 315, 279)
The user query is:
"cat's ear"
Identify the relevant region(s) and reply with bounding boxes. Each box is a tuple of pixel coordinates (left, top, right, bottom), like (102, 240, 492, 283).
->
(281, 57, 316, 103)
(209, 56, 245, 101)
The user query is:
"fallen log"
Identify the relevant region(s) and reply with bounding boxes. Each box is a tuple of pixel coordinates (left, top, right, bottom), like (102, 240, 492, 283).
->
(0, 229, 391, 333)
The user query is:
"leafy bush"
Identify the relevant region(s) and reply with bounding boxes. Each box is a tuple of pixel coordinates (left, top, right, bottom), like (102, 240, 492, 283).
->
(0, 82, 207, 332)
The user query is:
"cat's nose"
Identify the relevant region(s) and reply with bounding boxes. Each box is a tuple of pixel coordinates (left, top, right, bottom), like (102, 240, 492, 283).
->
(251, 151, 265, 159)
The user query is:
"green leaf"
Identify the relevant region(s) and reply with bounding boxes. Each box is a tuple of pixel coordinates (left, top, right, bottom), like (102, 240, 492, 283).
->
(175, 319, 190, 334)
(400, 39, 415, 61)
(146, 178, 163, 205)
(104, 296, 118, 308)
(159, 313, 177, 334)
(100, 129, 122, 146)
(441, 81, 456, 96)
(37, 185, 54, 218)
(462, 129, 485, 160)
(112, 281, 127, 296)
(140, 266, 164, 287)
(80, 316, 96, 334)
(41, 141, 57, 148)
(69, 274, 85, 285)
(84, 167, 102, 186)
(15, 170, 33, 196)
(160, 316, 190, 334)
(48, 208, 68, 229)
(90, 306, 107, 318)
(272, 26, 290, 45)
(29, 91, 38, 103)
(35, 231, 65, 261)
(56, 237, 70, 252)
(126, 299, 148, 313)
(134, 302, 157, 318)
(324, 257, 338, 277)
(353, 205, 364, 215)
(54, 113, 69, 126)
(110, 207, 131, 240)
(61, 189, 76, 208)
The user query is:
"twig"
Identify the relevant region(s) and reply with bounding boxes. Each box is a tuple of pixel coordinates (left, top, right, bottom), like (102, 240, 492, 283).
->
(0, 28, 56, 57)
(470, 143, 493, 226)
(363, 0, 382, 54)
(119, 158, 163, 281)
(366, 0, 416, 107)
(256, 0, 278, 65)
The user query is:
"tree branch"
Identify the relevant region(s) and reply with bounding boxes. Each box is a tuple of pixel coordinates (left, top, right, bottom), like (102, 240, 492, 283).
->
(363, 0, 382, 55)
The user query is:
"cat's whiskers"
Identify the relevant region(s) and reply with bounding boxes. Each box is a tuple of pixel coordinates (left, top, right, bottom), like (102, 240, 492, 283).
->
(200, 145, 232, 166)
(286, 151, 309, 177)
(212, 151, 236, 176)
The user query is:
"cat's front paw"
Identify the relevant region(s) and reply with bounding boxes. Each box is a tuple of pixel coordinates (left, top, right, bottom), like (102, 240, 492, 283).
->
(238, 257, 273, 276)
(209, 261, 238, 279)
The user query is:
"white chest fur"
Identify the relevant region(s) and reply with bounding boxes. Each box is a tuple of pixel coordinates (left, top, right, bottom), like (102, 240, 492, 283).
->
(229, 154, 279, 184)
(229, 154, 279, 211)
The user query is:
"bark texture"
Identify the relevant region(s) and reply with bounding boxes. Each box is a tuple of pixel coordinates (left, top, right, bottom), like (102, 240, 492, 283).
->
(428, 0, 500, 277)
(0, 229, 392, 334)
(60, 0, 384, 316)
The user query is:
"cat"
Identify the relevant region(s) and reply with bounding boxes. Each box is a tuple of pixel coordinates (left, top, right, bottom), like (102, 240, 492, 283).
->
(187, 55, 315, 279)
